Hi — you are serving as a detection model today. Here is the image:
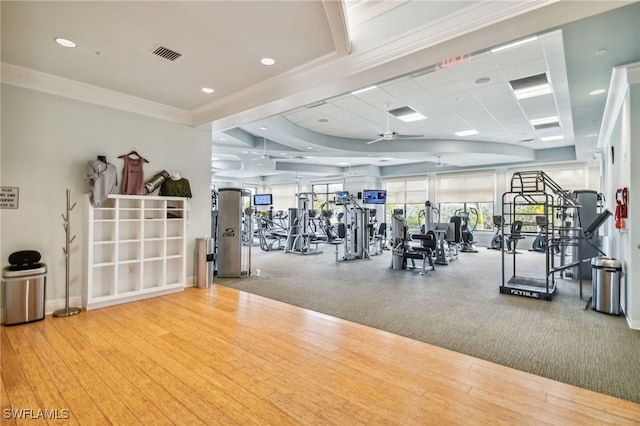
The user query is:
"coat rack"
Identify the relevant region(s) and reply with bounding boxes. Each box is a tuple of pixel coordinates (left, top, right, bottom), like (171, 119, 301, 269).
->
(53, 189, 81, 317)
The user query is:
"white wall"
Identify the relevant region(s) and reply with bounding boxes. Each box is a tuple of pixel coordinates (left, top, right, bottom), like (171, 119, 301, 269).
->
(1, 84, 211, 314)
(600, 64, 639, 329)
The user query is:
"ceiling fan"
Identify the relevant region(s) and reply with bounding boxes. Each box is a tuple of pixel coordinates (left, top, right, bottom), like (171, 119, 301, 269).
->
(251, 136, 288, 160)
(435, 155, 447, 167)
(366, 106, 424, 145)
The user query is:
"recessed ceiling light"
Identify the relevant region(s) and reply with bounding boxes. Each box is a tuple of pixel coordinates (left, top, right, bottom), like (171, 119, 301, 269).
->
(260, 126, 268, 130)
(351, 85, 377, 95)
(455, 130, 479, 137)
(590, 89, 606, 96)
(586, 133, 599, 138)
(201, 87, 215, 94)
(306, 146, 313, 150)
(55, 37, 77, 48)
(490, 36, 538, 53)
(540, 135, 564, 142)
(261, 57, 275, 66)
(336, 162, 350, 166)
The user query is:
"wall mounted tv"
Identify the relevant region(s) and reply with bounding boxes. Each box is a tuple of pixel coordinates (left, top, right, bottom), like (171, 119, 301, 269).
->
(335, 191, 349, 205)
(362, 189, 387, 204)
(253, 194, 273, 206)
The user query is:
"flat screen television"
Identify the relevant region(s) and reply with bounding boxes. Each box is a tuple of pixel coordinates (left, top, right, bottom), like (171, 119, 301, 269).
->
(335, 191, 349, 205)
(253, 194, 273, 206)
(362, 189, 387, 204)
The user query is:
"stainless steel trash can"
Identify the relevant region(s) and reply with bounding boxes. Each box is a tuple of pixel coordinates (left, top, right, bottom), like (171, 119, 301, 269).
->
(591, 257, 622, 315)
(2, 257, 47, 325)
(194, 238, 215, 288)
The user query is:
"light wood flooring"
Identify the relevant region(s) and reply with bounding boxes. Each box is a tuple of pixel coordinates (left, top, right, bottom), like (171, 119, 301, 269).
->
(2, 285, 640, 425)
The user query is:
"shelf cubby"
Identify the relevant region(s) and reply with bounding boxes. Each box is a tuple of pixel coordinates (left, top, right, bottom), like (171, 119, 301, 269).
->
(86, 194, 187, 310)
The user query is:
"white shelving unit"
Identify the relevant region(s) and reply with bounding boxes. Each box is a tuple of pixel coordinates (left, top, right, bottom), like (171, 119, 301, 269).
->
(85, 194, 187, 310)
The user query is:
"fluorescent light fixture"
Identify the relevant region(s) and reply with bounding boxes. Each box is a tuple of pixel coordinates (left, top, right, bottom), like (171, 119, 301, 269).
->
(510, 73, 552, 100)
(201, 87, 215, 94)
(351, 85, 377, 95)
(55, 37, 77, 48)
(530, 116, 559, 126)
(540, 135, 564, 142)
(530, 116, 560, 130)
(398, 112, 426, 122)
(590, 89, 606, 96)
(490, 36, 538, 53)
(261, 57, 275, 66)
(454, 130, 479, 137)
(514, 84, 552, 100)
(388, 106, 426, 122)
(336, 162, 350, 166)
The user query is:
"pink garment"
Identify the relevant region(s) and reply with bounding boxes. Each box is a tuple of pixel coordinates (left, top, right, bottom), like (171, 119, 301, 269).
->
(121, 156, 146, 195)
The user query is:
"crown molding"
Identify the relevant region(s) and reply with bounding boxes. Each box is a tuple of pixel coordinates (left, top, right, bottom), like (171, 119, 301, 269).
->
(1, 62, 191, 125)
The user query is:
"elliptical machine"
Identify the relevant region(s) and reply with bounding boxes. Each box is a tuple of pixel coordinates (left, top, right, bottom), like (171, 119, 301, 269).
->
(455, 208, 478, 253)
(488, 215, 505, 250)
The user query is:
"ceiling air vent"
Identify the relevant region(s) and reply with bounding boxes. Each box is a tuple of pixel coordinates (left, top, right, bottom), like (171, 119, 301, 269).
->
(152, 46, 182, 62)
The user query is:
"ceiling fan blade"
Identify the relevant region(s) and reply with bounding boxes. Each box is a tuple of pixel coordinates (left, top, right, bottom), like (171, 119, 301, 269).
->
(366, 137, 384, 145)
(393, 133, 424, 139)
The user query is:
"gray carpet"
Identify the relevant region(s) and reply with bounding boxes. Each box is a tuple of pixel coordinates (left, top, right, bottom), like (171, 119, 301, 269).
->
(217, 244, 640, 403)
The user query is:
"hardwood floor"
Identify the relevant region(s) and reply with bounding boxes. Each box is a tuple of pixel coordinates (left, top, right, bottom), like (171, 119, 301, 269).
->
(2, 285, 640, 425)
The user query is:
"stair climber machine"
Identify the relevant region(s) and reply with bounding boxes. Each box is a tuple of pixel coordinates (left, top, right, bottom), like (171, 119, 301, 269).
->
(390, 208, 436, 275)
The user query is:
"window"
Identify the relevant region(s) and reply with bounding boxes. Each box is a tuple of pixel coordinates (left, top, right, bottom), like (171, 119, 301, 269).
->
(312, 182, 343, 211)
(383, 177, 428, 230)
(436, 172, 494, 230)
(271, 183, 297, 213)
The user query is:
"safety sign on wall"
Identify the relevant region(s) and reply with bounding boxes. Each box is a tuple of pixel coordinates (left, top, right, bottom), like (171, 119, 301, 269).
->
(0, 187, 19, 209)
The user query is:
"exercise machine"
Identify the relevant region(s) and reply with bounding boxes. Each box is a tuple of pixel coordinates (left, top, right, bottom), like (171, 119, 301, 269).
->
(390, 209, 435, 275)
(284, 193, 323, 255)
(456, 209, 478, 253)
(337, 194, 371, 261)
(488, 215, 505, 250)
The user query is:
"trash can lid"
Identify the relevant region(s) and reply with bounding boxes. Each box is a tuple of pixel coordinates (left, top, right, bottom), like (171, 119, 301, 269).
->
(3, 263, 47, 278)
(8, 250, 41, 266)
(591, 256, 622, 269)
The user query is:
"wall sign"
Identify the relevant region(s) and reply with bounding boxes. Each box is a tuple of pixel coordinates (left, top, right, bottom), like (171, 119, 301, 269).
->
(0, 187, 19, 209)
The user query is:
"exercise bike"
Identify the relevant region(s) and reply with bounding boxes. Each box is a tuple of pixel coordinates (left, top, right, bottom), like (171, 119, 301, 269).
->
(529, 215, 560, 254)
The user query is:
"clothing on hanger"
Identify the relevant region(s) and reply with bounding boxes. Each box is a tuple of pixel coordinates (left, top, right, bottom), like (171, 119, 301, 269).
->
(86, 157, 117, 206)
(119, 152, 147, 195)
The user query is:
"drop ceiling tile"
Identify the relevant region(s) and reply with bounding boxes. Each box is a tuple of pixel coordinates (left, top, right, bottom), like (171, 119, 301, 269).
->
(379, 77, 423, 97)
(412, 68, 457, 88)
(427, 79, 468, 97)
(499, 58, 548, 81)
(489, 40, 545, 68)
